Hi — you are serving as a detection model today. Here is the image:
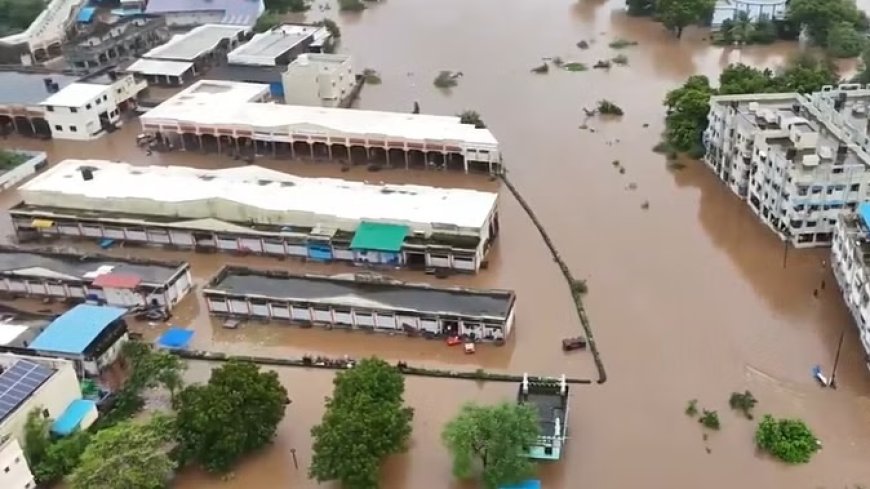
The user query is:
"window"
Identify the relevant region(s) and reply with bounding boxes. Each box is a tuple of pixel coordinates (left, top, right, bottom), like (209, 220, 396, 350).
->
(797, 186, 808, 196)
(69, 125, 77, 132)
(70, 107, 78, 113)
(86, 103, 91, 109)
(95, 98, 101, 105)
(102, 94, 107, 101)
(851, 183, 861, 192)
(3, 466, 8, 473)
(42, 408, 49, 418)
(45, 105, 54, 112)
(54, 125, 62, 131)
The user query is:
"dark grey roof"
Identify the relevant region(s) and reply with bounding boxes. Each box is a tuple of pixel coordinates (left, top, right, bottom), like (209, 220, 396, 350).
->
(0, 71, 79, 105)
(0, 359, 55, 423)
(208, 64, 282, 84)
(208, 269, 514, 319)
(519, 383, 569, 438)
(0, 247, 185, 285)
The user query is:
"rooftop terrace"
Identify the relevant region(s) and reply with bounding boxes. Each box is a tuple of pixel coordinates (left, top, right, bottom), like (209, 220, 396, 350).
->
(0, 71, 78, 106)
(0, 246, 186, 285)
(19, 160, 499, 231)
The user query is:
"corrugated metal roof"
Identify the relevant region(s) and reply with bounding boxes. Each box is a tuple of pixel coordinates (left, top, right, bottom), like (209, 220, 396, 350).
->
(30, 305, 127, 355)
(145, 0, 264, 26)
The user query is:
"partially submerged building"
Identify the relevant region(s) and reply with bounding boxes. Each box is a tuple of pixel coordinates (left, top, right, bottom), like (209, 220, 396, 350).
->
(0, 70, 78, 137)
(127, 24, 250, 86)
(517, 374, 570, 460)
(0, 0, 85, 64)
(40, 68, 148, 140)
(704, 84, 870, 248)
(210, 24, 334, 98)
(202, 266, 517, 341)
(0, 436, 35, 489)
(282, 53, 356, 108)
(11, 160, 500, 272)
(63, 14, 169, 74)
(0, 246, 192, 311)
(711, 0, 787, 28)
(0, 353, 84, 442)
(28, 305, 130, 375)
(140, 79, 503, 173)
(832, 204, 870, 369)
(144, 0, 265, 27)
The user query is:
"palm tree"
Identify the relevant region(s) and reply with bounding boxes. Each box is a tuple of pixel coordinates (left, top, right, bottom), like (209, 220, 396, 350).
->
(726, 11, 754, 46)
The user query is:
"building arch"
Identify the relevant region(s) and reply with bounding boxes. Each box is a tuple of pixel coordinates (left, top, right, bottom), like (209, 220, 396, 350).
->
(32, 117, 51, 138)
(349, 145, 368, 165)
(331, 143, 349, 162)
(312, 142, 329, 160)
(292, 141, 312, 160)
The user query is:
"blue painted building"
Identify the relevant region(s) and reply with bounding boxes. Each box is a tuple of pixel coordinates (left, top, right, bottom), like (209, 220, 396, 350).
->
(29, 305, 130, 376)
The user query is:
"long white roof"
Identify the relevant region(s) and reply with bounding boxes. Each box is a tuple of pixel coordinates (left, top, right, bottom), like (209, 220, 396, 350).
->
(143, 24, 249, 61)
(141, 80, 499, 147)
(20, 160, 498, 230)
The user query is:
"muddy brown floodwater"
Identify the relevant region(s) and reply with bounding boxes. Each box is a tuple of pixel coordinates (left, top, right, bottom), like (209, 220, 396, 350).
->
(6, 0, 870, 487)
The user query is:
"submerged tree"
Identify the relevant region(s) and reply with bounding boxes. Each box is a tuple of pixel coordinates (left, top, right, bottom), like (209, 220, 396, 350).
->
(656, 0, 715, 38)
(755, 415, 820, 464)
(174, 360, 289, 473)
(458, 110, 486, 128)
(309, 358, 413, 489)
(442, 402, 539, 489)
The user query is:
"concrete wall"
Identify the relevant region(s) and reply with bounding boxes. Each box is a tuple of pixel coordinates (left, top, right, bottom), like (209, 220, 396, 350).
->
(0, 356, 81, 443)
(0, 152, 46, 191)
(0, 438, 35, 489)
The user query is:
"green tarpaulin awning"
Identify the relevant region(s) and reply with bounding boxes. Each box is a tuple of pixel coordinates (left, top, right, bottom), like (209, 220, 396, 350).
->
(350, 222, 409, 252)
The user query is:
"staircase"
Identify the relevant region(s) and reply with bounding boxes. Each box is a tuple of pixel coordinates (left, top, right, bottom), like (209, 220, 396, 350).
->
(0, 0, 86, 53)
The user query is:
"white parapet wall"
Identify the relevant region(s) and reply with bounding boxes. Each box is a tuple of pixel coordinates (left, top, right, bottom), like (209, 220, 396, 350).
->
(0, 151, 47, 192)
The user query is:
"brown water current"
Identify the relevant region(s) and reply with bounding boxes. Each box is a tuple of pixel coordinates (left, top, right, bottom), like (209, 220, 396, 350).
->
(6, 0, 870, 486)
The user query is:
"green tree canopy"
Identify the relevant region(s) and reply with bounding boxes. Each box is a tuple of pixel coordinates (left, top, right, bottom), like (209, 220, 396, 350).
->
(309, 358, 414, 489)
(625, 0, 655, 16)
(442, 402, 539, 489)
(313, 18, 341, 39)
(174, 360, 289, 473)
(254, 11, 282, 33)
(755, 414, 820, 464)
(787, 0, 867, 47)
(264, 0, 309, 13)
(656, 0, 715, 38)
(852, 45, 870, 84)
(458, 110, 486, 128)
(68, 416, 176, 489)
(826, 21, 866, 58)
(0, 0, 45, 35)
(663, 75, 714, 153)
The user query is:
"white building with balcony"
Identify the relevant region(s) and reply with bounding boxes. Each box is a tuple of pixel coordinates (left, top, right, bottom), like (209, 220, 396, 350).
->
(282, 53, 354, 108)
(40, 69, 147, 140)
(832, 206, 870, 369)
(704, 85, 870, 248)
(711, 0, 787, 28)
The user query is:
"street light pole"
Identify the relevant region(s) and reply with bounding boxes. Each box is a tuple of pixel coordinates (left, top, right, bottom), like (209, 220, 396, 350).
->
(829, 324, 847, 389)
(782, 230, 791, 269)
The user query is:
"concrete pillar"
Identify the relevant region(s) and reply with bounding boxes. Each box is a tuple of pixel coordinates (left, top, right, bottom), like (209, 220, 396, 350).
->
(289, 142, 295, 159)
(327, 144, 333, 160)
(308, 143, 314, 160)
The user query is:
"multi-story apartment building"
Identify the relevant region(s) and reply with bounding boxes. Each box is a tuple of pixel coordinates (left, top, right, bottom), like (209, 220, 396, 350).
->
(832, 206, 870, 369)
(704, 84, 870, 248)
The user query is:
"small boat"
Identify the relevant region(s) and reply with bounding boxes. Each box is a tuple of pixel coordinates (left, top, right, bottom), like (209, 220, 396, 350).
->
(446, 336, 462, 346)
(464, 342, 476, 354)
(812, 365, 829, 387)
(562, 336, 587, 351)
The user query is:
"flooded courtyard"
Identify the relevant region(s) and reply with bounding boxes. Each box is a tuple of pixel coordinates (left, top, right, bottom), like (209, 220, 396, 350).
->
(5, 0, 870, 487)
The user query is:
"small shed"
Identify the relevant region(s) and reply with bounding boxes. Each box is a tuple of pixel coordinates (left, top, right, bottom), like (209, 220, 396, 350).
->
(91, 272, 143, 307)
(51, 399, 98, 436)
(156, 327, 194, 350)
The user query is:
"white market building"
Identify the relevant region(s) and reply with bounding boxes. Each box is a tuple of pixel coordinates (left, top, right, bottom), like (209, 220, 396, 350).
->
(11, 160, 501, 272)
(139, 80, 502, 174)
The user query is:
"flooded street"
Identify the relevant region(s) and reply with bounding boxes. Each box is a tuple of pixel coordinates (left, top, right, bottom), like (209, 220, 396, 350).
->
(6, 0, 870, 486)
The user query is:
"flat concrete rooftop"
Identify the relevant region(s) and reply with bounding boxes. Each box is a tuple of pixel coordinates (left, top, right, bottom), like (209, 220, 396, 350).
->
(0, 71, 79, 106)
(206, 268, 515, 319)
(143, 24, 248, 61)
(0, 246, 185, 285)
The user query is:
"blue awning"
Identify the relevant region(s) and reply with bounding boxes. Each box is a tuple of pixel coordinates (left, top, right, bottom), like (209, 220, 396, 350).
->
(77, 7, 97, 23)
(500, 481, 541, 489)
(859, 202, 870, 231)
(52, 399, 96, 436)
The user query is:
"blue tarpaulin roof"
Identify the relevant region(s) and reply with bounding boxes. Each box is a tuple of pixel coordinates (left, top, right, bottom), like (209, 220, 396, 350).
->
(51, 399, 96, 436)
(859, 202, 870, 231)
(30, 304, 127, 355)
(500, 481, 541, 489)
(77, 7, 97, 23)
(157, 327, 194, 349)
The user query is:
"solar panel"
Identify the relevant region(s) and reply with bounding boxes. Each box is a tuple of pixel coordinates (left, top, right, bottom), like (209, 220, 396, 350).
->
(0, 360, 55, 422)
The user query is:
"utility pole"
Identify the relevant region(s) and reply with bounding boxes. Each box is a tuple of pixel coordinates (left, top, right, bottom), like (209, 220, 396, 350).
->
(781, 231, 790, 269)
(829, 324, 847, 389)
(290, 448, 298, 470)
